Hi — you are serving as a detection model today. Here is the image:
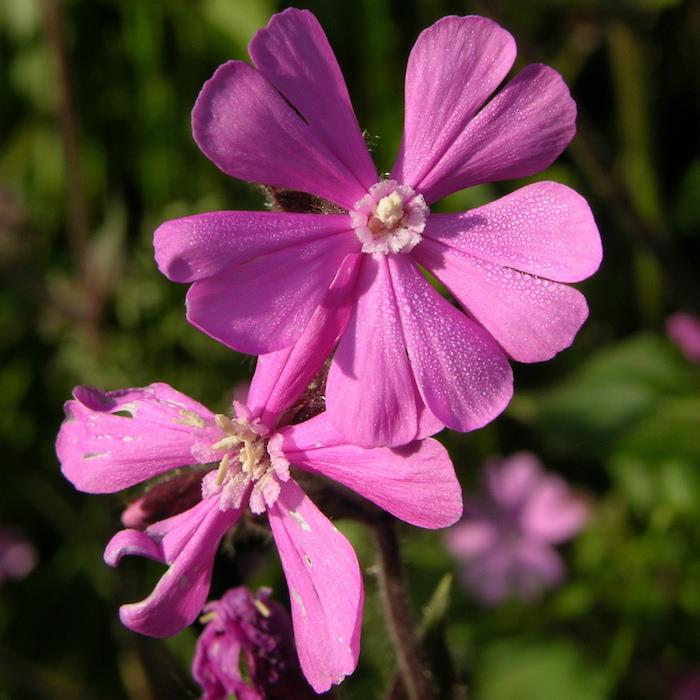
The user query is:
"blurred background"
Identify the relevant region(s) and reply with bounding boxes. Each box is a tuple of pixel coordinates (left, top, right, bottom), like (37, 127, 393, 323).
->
(1, 0, 699, 698)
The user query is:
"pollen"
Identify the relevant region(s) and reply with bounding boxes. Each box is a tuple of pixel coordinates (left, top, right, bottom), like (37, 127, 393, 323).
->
(202, 414, 290, 514)
(374, 191, 404, 228)
(351, 180, 429, 255)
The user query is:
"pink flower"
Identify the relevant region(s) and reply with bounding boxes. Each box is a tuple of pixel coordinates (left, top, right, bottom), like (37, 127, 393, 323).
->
(193, 586, 316, 700)
(154, 9, 602, 449)
(56, 345, 461, 692)
(445, 453, 588, 605)
(0, 528, 36, 586)
(666, 312, 700, 363)
(674, 670, 700, 700)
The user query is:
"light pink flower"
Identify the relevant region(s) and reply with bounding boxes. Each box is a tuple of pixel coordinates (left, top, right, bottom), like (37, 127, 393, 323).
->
(445, 452, 588, 605)
(193, 586, 315, 700)
(0, 528, 36, 586)
(666, 312, 700, 363)
(154, 9, 602, 449)
(56, 343, 461, 692)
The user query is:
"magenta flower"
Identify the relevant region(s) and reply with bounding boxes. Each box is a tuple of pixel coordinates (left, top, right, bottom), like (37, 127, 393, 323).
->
(666, 312, 700, 363)
(56, 341, 461, 692)
(674, 670, 700, 700)
(445, 452, 588, 605)
(0, 528, 37, 586)
(154, 9, 602, 449)
(193, 586, 316, 700)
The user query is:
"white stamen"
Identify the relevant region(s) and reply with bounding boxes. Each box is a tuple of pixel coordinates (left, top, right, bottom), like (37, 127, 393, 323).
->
(215, 453, 230, 486)
(351, 180, 428, 255)
(203, 414, 290, 513)
(375, 192, 404, 228)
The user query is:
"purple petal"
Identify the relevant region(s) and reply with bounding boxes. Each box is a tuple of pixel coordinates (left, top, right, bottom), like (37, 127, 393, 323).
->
(192, 60, 365, 209)
(280, 413, 462, 528)
(247, 255, 362, 428)
(444, 520, 499, 559)
(268, 480, 362, 693)
(192, 623, 246, 700)
(249, 8, 377, 193)
(667, 312, 700, 363)
(325, 255, 422, 448)
(106, 497, 242, 637)
(521, 477, 589, 543)
(423, 182, 602, 283)
(186, 233, 358, 355)
(393, 15, 516, 190)
(154, 211, 351, 283)
(56, 384, 219, 494)
(416, 64, 576, 203)
(511, 540, 565, 599)
(388, 255, 513, 432)
(484, 452, 543, 510)
(415, 238, 590, 363)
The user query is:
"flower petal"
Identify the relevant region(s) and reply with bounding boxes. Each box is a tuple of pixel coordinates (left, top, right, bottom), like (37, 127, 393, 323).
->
(388, 255, 513, 432)
(56, 384, 218, 494)
(484, 452, 543, 509)
(444, 520, 499, 559)
(511, 540, 565, 599)
(393, 15, 516, 190)
(192, 60, 364, 208)
(106, 497, 241, 637)
(325, 255, 421, 448)
(423, 182, 602, 283)
(186, 233, 357, 355)
(249, 8, 377, 192)
(268, 480, 362, 693)
(521, 478, 589, 543)
(416, 64, 576, 203)
(154, 211, 351, 283)
(280, 413, 462, 528)
(247, 255, 362, 428)
(415, 238, 590, 363)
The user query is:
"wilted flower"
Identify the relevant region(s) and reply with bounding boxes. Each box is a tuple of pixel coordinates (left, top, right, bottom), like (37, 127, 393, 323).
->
(56, 333, 461, 692)
(445, 452, 588, 604)
(193, 587, 316, 700)
(666, 312, 700, 363)
(155, 8, 601, 449)
(0, 528, 36, 586)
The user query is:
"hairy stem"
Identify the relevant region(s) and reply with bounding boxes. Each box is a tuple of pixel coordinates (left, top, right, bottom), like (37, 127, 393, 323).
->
(373, 519, 436, 700)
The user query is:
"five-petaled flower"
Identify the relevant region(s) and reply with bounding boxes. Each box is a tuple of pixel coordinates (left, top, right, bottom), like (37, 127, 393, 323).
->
(56, 339, 462, 692)
(445, 452, 589, 604)
(154, 8, 602, 450)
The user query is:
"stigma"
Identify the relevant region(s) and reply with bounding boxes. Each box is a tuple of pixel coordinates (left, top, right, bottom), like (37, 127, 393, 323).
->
(351, 180, 428, 255)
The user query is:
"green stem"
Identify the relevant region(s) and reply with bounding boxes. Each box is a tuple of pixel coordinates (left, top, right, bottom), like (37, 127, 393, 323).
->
(373, 519, 437, 700)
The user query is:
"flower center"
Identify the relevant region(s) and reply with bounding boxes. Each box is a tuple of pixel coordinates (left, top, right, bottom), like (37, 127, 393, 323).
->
(351, 180, 429, 255)
(202, 414, 289, 514)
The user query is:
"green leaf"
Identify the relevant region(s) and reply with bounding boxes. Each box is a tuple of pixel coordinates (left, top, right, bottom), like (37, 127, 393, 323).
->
(475, 639, 605, 700)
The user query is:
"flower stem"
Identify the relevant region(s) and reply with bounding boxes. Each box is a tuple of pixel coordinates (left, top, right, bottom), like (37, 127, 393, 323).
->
(373, 519, 437, 700)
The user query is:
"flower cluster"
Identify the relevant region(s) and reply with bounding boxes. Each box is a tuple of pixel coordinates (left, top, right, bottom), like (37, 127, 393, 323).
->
(55, 7, 600, 694)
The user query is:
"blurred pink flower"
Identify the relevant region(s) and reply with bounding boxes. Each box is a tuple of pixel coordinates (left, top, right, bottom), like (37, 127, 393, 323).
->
(56, 334, 461, 691)
(666, 312, 700, 363)
(193, 586, 316, 700)
(674, 670, 700, 700)
(154, 8, 601, 449)
(445, 452, 589, 605)
(0, 528, 36, 586)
